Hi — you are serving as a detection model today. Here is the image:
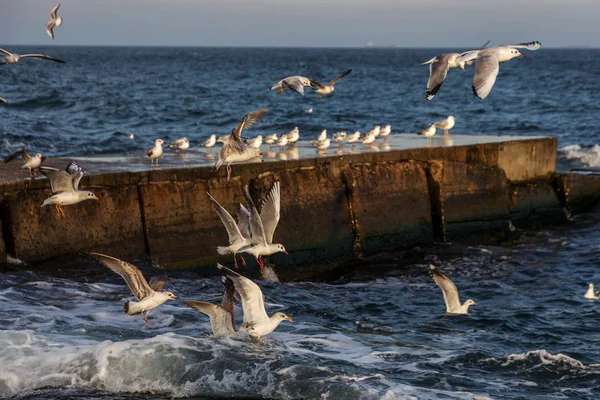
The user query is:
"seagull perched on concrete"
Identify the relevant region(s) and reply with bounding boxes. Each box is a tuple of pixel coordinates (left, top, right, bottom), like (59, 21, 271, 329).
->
(417, 124, 436, 138)
(90, 253, 177, 328)
(311, 69, 352, 97)
(169, 137, 190, 153)
(200, 134, 217, 153)
(218, 264, 292, 338)
(40, 161, 98, 219)
(584, 283, 599, 299)
(434, 116, 456, 135)
(146, 139, 164, 167)
(4, 150, 46, 178)
(264, 133, 278, 150)
(284, 127, 300, 146)
(346, 131, 361, 148)
(0, 47, 65, 64)
(429, 265, 477, 315)
(247, 135, 263, 149)
(238, 182, 287, 270)
(459, 41, 542, 99)
(46, 3, 63, 40)
(270, 76, 313, 96)
(216, 109, 267, 180)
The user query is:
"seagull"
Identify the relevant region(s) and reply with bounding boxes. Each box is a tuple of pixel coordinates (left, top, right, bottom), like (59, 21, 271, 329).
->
(285, 127, 300, 146)
(0, 97, 7, 104)
(429, 265, 477, 315)
(312, 137, 331, 152)
(40, 161, 98, 219)
(238, 182, 287, 270)
(218, 264, 293, 338)
(316, 129, 327, 142)
(0, 47, 66, 64)
(379, 125, 391, 140)
(333, 131, 346, 147)
(90, 253, 177, 328)
(365, 125, 380, 138)
(184, 274, 237, 336)
(305, 108, 313, 113)
(276, 135, 288, 151)
(46, 3, 63, 40)
(247, 135, 263, 149)
(169, 137, 190, 153)
(460, 41, 542, 99)
(434, 116, 456, 135)
(128, 133, 135, 140)
(215, 109, 267, 180)
(264, 133, 278, 150)
(311, 69, 352, 97)
(4, 150, 46, 178)
(207, 191, 252, 269)
(146, 139, 164, 167)
(584, 283, 599, 299)
(360, 132, 376, 145)
(346, 131, 361, 148)
(200, 134, 217, 153)
(270, 76, 313, 96)
(417, 124, 436, 137)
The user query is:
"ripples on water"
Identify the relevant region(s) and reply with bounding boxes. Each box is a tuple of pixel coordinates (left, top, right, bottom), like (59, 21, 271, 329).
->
(2, 211, 600, 399)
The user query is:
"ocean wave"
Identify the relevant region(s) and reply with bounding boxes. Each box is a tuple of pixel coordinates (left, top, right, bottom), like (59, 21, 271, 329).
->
(559, 144, 600, 167)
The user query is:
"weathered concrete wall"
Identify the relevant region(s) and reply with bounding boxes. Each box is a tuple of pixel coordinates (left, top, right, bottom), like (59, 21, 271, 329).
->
(3, 136, 597, 279)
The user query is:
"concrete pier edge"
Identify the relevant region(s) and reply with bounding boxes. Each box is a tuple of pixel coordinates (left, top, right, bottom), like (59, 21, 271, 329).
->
(1, 136, 600, 280)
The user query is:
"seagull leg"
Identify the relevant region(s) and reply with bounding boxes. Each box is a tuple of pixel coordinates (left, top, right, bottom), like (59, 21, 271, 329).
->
(59, 205, 66, 219)
(143, 312, 150, 329)
(277, 87, 283, 95)
(241, 255, 246, 267)
(444, 129, 449, 135)
(54, 204, 61, 218)
(233, 253, 238, 269)
(226, 164, 232, 181)
(256, 256, 264, 271)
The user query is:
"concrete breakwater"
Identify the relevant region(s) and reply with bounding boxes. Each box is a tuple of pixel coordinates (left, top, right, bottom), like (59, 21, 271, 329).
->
(0, 134, 598, 280)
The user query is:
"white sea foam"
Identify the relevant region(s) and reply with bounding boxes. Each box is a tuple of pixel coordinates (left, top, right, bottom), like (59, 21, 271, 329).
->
(559, 144, 600, 167)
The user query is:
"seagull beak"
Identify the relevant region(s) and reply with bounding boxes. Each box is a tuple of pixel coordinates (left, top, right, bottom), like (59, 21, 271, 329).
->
(519, 54, 526, 58)
(473, 302, 478, 306)
(93, 196, 99, 201)
(283, 250, 288, 255)
(285, 316, 293, 323)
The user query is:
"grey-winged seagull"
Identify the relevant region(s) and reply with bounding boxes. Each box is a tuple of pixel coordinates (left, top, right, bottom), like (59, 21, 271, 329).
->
(434, 116, 456, 135)
(417, 124, 436, 137)
(146, 139, 164, 167)
(270, 76, 313, 96)
(429, 264, 477, 314)
(311, 69, 352, 97)
(4, 149, 46, 178)
(46, 3, 63, 40)
(218, 263, 292, 338)
(460, 41, 542, 99)
(40, 161, 98, 219)
(0, 47, 65, 64)
(90, 253, 177, 328)
(169, 137, 190, 153)
(215, 109, 267, 180)
(184, 274, 237, 336)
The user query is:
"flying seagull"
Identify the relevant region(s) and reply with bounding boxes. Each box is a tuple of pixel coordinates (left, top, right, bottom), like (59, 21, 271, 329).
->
(218, 263, 292, 338)
(90, 253, 177, 328)
(215, 109, 266, 180)
(40, 161, 98, 219)
(46, 3, 63, 40)
(184, 275, 237, 335)
(0, 47, 66, 64)
(311, 69, 352, 97)
(270, 76, 313, 96)
(460, 41, 542, 99)
(429, 264, 477, 315)
(4, 149, 46, 178)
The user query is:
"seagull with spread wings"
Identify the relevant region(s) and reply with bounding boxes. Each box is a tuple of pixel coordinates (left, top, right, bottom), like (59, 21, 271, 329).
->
(238, 182, 287, 270)
(270, 76, 314, 96)
(40, 161, 98, 218)
(215, 109, 267, 180)
(0, 47, 66, 64)
(91, 253, 177, 328)
(4, 149, 46, 178)
(311, 69, 352, 97)
(429, 264, 477, 315)
(46, 3, 63, 40)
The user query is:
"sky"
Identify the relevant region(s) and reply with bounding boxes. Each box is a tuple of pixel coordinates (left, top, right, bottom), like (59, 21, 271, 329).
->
(1, 0, 599, 48)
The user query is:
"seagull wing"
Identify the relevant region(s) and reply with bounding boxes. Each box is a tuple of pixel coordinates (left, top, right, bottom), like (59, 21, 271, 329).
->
(217, 264, 270, 327)
(471, 52, 499, 100)
(282, 77, 306, 95)
(507, 41, 542, 51)
(0, 97, 6, 104)
(148, 276, 167, 292)
(50, 3, 60, 19)
(237, 204, 251, 239)
(39, 166, 75, 193)
(244, 186, 268, 246)
(91, 253, 154, 300)
(232, 109, 268, 142)
(19, 54, 66, 63)
(328, 69, 352, 86)
(425, 54, 451, 101)
(259, 181, 281, 244)
(207, 192, 246, 245)
(46, 22, 55, 40)
(4, 150, 31, 163)
(184, 300, 236, 335)
(0, 48, 12, 57)
(429, 265, 462, 313)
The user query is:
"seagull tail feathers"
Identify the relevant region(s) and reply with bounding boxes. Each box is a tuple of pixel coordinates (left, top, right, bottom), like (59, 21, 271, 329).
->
(124, 301, 141, 315)
(217, 246, 231, 255)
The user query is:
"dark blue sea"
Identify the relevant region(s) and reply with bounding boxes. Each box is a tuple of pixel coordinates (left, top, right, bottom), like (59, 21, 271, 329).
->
(1, 47, 600, 399)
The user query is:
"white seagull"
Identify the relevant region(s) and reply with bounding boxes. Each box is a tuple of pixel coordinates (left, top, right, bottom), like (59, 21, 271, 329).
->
(270, 76, 313, 96)
(316, 129, 327, 142)
(185, 274, 237, 336)
(247, 135, 263, 149)
(277, 135, 288, 151)
(417, 124, 436, 137)
(429, 265, 477, 315)
(90, 253, 177, 328)
(40, 162, 98, 219)
(264, 133, 278, 150)
(4, 150, 46, 178)
(207, 192, 252, 269)
(285, 127, 300, 145)
(333, 131, 347, 147)
(584, 283, 599, 300)
(434, 116, 456, 135)
(346, 131, 361, 147)
(379, 125, 391, 139)
(0, 47, 66, 64)
(239, 182, 287, 270)
(460, 41, 542, 99)
(312, 138, 331, 152)
(146, 139, 164, 167)
(46, 3, 63, 40)
(361, 132, 376, 145)
(215, 109, 267, 180)
(218, 264, 293, 338)
(169, 137, 190, 153)
(201, 134, 217, 153)
(422, 53, 467, 100)
(311, 69, 352, 97)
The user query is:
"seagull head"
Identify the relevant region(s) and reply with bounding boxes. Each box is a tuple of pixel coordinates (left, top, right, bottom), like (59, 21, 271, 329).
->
(35, 154, 44, 160)
(589, 283, 595, 290)
(164, 291, 177, 301)
(464, 299, 478, 307)
(273, 312, 293, 323)
(275, 244, 288, 255)
(155, 139, 164, 146)
(84, 191, 99, 201)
